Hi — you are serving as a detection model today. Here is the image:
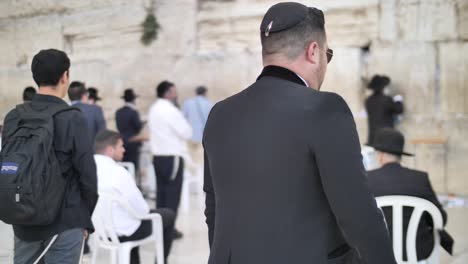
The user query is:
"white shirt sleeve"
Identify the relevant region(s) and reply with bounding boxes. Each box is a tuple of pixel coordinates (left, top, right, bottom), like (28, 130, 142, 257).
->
(168, 106, 193, 140)
(116, 167, 150, 217)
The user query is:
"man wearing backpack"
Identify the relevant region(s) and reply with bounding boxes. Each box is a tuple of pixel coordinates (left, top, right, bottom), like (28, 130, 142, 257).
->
(0, 49, 98, 264)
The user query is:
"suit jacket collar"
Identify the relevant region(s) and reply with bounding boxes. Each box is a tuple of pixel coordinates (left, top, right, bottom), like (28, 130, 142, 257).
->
(257, 65, 308, 87)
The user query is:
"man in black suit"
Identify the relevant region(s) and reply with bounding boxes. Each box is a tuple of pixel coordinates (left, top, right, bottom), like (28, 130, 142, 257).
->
(203, 3, 396, 264)
(365, 75, 404, 145)
(116, 88, 144, 175)
(368, 128, 453, 261)
(68, 81, 106, 143)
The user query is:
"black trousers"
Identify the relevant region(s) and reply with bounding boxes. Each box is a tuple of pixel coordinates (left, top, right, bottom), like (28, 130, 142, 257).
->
(118, 208, 175, 264)
(153, 156, 184, 215)
(123, 142, 141, 173)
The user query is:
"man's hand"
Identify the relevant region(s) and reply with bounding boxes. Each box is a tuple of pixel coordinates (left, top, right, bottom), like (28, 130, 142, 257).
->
(84, 230, 89, 240)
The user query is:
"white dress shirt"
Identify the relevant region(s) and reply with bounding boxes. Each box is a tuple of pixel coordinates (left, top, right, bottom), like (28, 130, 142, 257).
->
(94, 154, 150, 236)
(148, 99, 193, 158)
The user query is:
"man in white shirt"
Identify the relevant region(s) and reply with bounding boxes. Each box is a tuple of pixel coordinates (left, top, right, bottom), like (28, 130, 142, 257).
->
(148, 81, 192, 238)
(94, 130, 175, 264)
(182, 86, 213, 177)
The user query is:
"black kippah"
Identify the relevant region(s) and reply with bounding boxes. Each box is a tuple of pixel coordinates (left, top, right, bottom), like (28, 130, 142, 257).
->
(260, 2, 309, 36)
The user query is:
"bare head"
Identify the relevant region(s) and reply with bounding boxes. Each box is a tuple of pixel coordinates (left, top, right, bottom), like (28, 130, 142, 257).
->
(31, 49, 71, 98)
(95, 130, 126, 162)
(260, 3, 331, 90)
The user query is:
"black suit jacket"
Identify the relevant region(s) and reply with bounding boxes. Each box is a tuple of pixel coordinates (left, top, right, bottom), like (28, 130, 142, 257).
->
(365, 93, 403, 145)
(72, 102, 106, 143)
(368, 163, 453, 260)
(203, 66, 396, 264)
(115, 105, 143, 143)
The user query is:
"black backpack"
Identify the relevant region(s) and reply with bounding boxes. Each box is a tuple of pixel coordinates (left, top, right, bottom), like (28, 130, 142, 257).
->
(0, 103, 76, 225)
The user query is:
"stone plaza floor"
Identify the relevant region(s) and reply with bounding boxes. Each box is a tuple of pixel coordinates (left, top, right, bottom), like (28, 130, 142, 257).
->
(1, 192, 467, 264)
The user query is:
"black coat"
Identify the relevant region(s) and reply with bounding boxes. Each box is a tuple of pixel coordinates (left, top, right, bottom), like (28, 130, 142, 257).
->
(368, 163, 454, 260)
(203, 66, 396, 264)
(365, 93, 403, 145)
(115, 105, 143, 143)
(73, 102, 106, 143)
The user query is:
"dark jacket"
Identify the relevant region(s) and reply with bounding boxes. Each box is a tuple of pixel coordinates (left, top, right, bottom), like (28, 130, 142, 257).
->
(365, 93, 403, 145)
(203, 66, 396, 264)
(72, 101, 106, 143)
(115, 105, 143, 144)
(2, 94, 98, 241)
(368, 163, 454, 260)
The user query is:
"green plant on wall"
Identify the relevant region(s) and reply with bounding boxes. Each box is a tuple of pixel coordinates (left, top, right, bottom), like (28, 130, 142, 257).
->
(141, 9, 160, 46)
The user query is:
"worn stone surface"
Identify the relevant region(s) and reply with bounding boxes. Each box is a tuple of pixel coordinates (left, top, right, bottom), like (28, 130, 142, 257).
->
(368, 41, 437, 117)
(457, 0, 468, 40)
(439, 42, 468, 115)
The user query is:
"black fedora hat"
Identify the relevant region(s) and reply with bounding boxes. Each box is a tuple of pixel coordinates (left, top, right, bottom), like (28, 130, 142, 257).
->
(87, 87, 101, 101)
(122, 88, 138, 102)
(372, 128, 413, 156)
(367, 75, 390, 91)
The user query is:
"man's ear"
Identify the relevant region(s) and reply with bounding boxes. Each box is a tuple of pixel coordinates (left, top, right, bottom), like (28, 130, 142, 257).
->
(60, 71, 69, 85)
(306, 41, 320, 65)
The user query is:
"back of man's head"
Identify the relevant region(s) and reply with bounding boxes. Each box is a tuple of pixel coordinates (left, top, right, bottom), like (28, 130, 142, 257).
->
(260, 5, 326, 61)
(196, 86, 207, 96)
(68, 81, 87, 101)
(156, 80, 174, 98)
(23, 86, 37, 102)
(31, 49, 70, 88)
(95, 130, 121, 155)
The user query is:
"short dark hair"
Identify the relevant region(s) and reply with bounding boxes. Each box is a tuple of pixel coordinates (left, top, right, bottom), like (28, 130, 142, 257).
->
(156, 81, 174, 98)
(23, 86, 37, 101)
(261, 7, 326, 60)
(68, 81, 87, 101)
(31, 49, 70, 87)
(196, 86, 207, 96)
(95, 130, 122, 154)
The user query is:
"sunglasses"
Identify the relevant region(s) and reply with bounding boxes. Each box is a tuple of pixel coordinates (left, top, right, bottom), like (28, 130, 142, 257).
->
(326, 48, 333, 63)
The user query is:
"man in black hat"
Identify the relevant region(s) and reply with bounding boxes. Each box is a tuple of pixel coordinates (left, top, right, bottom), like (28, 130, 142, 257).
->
(368, 128, 453, 261)
(115, 88, 144, 176)
(365, 74, 404, 145)
(87, 87, 101, 105)
(22, 86, 37, 102)
(203, 2, 396, 264)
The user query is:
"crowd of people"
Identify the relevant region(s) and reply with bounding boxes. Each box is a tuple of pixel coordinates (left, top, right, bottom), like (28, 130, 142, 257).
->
(0, 2, 455, 264)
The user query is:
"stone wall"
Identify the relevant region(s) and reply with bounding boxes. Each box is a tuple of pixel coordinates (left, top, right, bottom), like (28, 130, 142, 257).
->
(0, 0, 467, 194)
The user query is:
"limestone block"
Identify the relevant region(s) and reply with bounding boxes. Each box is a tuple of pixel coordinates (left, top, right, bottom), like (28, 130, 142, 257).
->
(457, 0, 468, 39)
(0, 19, 16, 70)
(398, 0, 457, 42)
(15, 14, 63, 55)
(322, 47, 364, 114)
(439, 42, 468, 115)
(0, 69, 34, 121)
(0, 0, 146, 19)
(379, 0, 398, 42)
(412, 143, 448, 194)
(325, 5, 379, 47)
(444, 117, 468, 195)
(368, 42, 436, 117)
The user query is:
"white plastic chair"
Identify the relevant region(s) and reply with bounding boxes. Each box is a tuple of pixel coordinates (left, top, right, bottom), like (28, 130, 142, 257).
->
(0, 221, 13, 264)
(91, 192, 165, 264)
(376, 196, 443, 264)
(118, 162, 136, 179)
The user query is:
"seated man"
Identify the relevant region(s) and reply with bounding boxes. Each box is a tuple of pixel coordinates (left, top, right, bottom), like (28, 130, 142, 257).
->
(368, 128, 453, 260)
(94, 130, 175, 264)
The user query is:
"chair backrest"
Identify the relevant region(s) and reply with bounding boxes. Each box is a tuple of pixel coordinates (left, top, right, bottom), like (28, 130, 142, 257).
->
(376, 196, 443, 264)
(92, 192, 144, 248)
